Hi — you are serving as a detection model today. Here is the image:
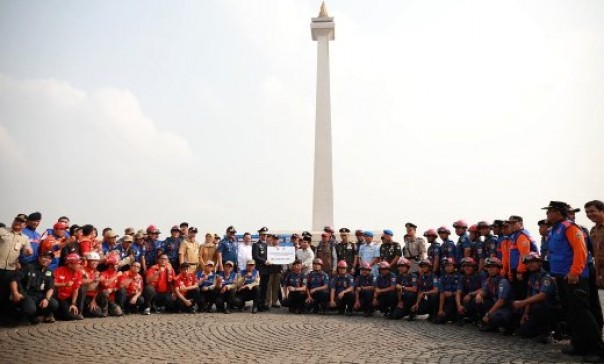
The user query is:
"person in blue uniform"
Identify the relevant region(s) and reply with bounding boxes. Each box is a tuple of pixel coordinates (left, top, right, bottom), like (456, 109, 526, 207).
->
(392, 258, 417, 320)
(305, 258, 330, 314)
(438, 226, 457, 267)
(197, 261, 219, 312)
(456, 257, 485, 324)
(233, 259, 261, 314)
(475, 257, 515, 333)
(283, 260, 306, 314)
(512, 252, 561, 344)
(411, 259, 439, 321)
(354, 262, 375, 316)
(434, 258, 460, 324)
(373, 261, 397, 319)
(329, 260, 355, 315)
(216, 260, 238, 314)
(425, 229, 441, 275)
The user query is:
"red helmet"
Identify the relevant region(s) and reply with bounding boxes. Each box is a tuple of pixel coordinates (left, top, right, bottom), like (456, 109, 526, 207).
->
(379, 261, 391, 269)
(66, 253, 81, 264)
(423, 229, 438, 237)
(437, 226, 451, 234)
(468, 224, 478, 233)
(460, 257, 477, 266)
(312, 258, 324, 266)
(418, 259, 433, 267)
(452, 220, 468, 229)
(360, 262, 372, 270)
(146, 225, 160, 234)
(397, 258, 410, 267)
(105, 255, 118, 265)
(443, 258, 456, 266)
(337, 260, 348, 269)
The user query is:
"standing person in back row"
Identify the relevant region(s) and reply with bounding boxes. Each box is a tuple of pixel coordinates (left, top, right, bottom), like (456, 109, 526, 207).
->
(543, 201, 604, 363)
(252, 227, 270, 312)
(403, 223, 426, 274)
(217, 226, 238, 272)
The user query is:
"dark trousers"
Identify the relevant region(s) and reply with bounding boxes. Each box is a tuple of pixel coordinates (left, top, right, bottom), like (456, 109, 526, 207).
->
(357, 290, 374, 313)
(588, 265, 604, 332)
(216, 289, 235, 311)
(0, 269, 15, 316)
(334, 291, 355, 311)
(392, 292, 416, 319)
(115, 289, 144, 313)
(175, 288, 200, 312)
(234, 286, 260, 309)
(19, 294, 58, 318)
(143, 285, 175, 310)
(375, 291, 397, 313)
(517, 302, 561, 337)
(83, 295, 104, 317)
(259, 273, 270, 309)
(476, 298, 513, 330)
(434, 296, 458, 324)
(199, 289, 219, 310)
(283, 291, 306, 310)
(415, 293, 438, 317)
(558, 278, 604, 356)
(459, 295, 479, 322)
(510, 270, 527, 300)
(305, 290, 329, 311)
(57, 294, 84, 321)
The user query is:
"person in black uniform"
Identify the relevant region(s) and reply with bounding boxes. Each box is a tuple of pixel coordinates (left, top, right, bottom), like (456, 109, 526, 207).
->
(373, 261, 397, 318)
(335, 228, 358, 275)
(252, 227, 270, 312)
(8, 252, 58, 324)
(329, 261, 355, 315)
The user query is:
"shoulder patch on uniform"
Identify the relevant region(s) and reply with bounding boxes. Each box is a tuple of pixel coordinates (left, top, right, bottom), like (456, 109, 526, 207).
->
(45, 271, 52, 276)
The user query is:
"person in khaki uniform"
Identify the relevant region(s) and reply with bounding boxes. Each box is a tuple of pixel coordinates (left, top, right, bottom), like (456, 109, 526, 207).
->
(199, 232, 218, 267)
(179, 227, 200, 271)
(585, 200, 604, 288)
(0, 214, 33, 318)
(402, 222, 426, 274)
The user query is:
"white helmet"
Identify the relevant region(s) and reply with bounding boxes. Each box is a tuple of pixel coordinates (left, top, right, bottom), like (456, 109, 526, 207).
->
(86, 252, 101, 261)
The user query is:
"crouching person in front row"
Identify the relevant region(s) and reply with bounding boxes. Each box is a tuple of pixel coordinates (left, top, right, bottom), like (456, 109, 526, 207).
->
(233, 259, 261, 314)
(116, 261, 144, 314)
(411, 259, 439, 321)
(512, 253, 561, 344)
(174, 262, 200, 314)
(143, 253, 176, 315)
(8, 252, 58, 324)
(282, 260, 306, 314)
(434, 258, 460, 324)
(305, 259, 330, 314)
(354, 262, 376, 317)
(475, 257, 515, 334)
(391, 258, 417, 320)
(330, 261, 355, 315)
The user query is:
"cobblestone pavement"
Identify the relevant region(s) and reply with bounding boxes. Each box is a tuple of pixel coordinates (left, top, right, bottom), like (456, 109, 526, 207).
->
(0, 303, 598, 364)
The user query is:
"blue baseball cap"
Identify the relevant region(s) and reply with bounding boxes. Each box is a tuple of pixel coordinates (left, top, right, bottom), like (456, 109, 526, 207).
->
(383, 229, 394, 236)
(363, 231, 374, 237)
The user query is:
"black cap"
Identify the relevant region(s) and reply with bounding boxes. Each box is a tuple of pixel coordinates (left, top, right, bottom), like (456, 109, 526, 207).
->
(339, 227, 351, 234)
(226, 226, 237, 234)
(301, 231, 312, 238)
(180, 222, 189, 228)
(541, 201, 569, 213)
(189, 227, 198, 234)
(28, 212, 42, 221)
(258, 227, 269, 234)
(405, 222, 417, 229)
(537, 219, 548, 227)
(14, 214, 28, 223)
(508, 215, 523, 222)
(566, 204, 581, 213)
(290, 233, 300, 238)
(491, 220, 504, 227)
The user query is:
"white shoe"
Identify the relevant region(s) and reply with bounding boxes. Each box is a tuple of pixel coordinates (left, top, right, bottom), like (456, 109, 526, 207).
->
(143, 308, 151, 315)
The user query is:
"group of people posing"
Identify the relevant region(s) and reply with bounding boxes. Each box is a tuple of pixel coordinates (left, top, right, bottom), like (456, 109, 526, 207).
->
(1, 199, 604, 362)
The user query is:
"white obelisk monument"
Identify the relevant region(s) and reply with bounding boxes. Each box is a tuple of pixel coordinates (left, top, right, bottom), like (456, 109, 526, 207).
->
(311, 2, 335, 231)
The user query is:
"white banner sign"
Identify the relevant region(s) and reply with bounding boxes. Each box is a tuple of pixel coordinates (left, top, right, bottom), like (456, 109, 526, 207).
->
(267, 246, 296, 265)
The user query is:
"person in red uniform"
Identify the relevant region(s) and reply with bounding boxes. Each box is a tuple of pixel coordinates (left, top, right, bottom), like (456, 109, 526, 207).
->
(78, 225, 96, 256)
(116, 261, 144, 314)
(173, 262, 200, 313)
(54, 253, 84, 320)
(81, 252, 103, 317)
(99, 254, 123, 316)
(143, 253, 175, 314)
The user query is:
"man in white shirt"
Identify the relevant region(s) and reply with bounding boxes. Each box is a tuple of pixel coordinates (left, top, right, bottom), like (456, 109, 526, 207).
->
(295, 236, 315, 274)
(237, 233, 254, 274)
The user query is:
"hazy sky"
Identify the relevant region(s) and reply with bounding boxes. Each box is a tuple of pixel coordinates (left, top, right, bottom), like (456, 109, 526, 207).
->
(1, 0, 603, 237)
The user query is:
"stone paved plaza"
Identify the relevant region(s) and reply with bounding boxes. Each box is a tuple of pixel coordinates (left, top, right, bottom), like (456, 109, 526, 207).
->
(0, 306, 596, 364)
